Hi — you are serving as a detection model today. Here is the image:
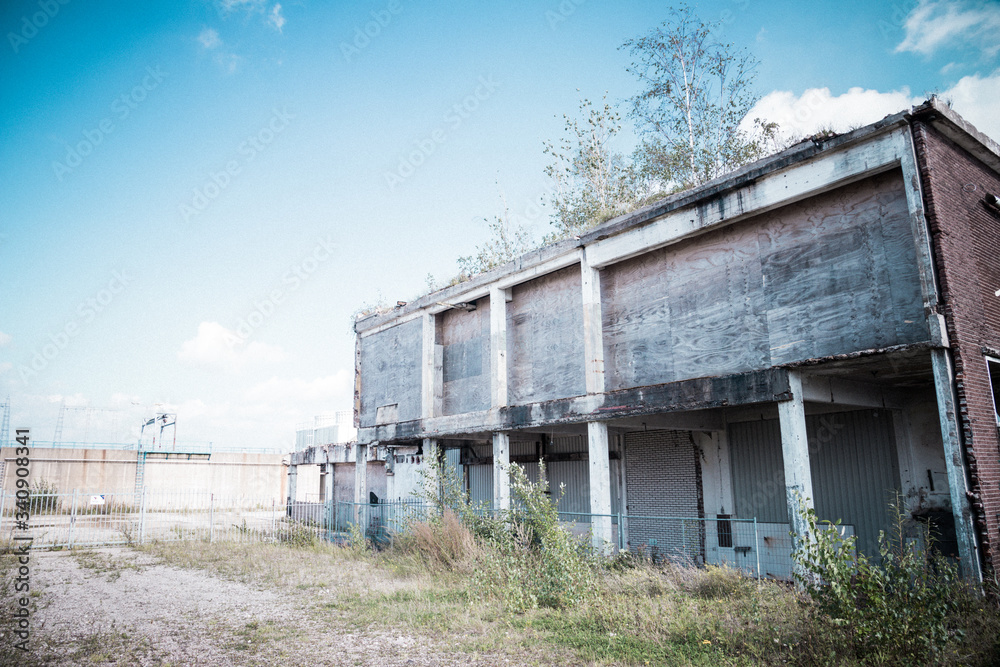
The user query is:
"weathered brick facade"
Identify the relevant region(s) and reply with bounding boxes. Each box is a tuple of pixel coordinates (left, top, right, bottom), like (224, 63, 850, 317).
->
(912, 117, 1000, 578)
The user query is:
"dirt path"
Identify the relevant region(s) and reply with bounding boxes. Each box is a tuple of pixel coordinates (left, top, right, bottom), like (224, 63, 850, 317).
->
(11, 548, 512, 666)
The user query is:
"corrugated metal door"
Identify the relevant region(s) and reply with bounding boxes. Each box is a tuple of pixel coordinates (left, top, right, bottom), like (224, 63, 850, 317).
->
(728, 409, 900, 559)
(467, 464, 493, 508)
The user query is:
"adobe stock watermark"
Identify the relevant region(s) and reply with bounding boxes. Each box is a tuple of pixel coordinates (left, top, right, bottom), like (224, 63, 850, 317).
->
(383, 75, 500, 192)
(52, 66, 168, 182)
(340, 0, 402, 62)
(227, 236, 337, 345)
(17, 269, 133, 386)
(178, 107, 294, 223)
(545, 0, 586, 29)
(7, 0, 70, 53)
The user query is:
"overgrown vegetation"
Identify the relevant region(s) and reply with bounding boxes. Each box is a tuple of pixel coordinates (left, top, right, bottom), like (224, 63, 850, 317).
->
(790, 499, 994, 665)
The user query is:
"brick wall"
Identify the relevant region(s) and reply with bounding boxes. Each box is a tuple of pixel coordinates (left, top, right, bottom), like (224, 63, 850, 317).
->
(624, 430, 703, 562)
(912, 120, 1000, 578)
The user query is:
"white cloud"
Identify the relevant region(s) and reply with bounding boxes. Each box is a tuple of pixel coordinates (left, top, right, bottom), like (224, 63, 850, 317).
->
(198, 28, 221, 49)
(746, 71, 1000, 146)
(745, 86, 920, 143)
(177, 321, 285, 372)
(215, 0, 285, 31)
(940, 69, 1000, 141)
(0, 331, 11, 347)
(0, 362, 12, 375)
(268, 4, 285, 33)
(896, 0, 1000, 57)
(244, 370, 352, 404)
(214, 52, 242, 74)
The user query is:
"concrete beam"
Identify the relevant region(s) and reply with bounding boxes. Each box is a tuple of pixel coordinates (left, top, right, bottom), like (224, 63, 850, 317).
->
(800, 376, 906, 409)
(490, 287, 509, 408)
(587, 421, 613, 553)
(493, 432, 510, 511)
(581, 250, 605, 396)
(358, 368, 791, 443)
(777, 370, 816, 583)
(931, 348, 982, 581)
(585, 127, 912, 269)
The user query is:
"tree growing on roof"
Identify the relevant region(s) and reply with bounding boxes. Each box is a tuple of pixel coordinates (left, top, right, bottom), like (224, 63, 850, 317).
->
(543, 95, 642, 241)
(622, 4, 778, 190)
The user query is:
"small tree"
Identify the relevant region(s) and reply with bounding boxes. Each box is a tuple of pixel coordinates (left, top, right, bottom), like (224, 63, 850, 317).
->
(622, 4, 777, 191)
(543, 95, 641, 241)
(457, 193, 535, 277)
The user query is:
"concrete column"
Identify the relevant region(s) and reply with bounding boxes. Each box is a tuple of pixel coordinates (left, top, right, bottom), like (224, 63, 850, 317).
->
(493, 432, 510, 511)
(354, 443, 369, 526)
(323, 463, 335, 531)
(421, 312, 441, 420)
(490, 287, 509, 408)
(287, 465, 298, 503)
(423, 438, 439, 502)
(581, 251, 605, 395)
(777, 370, 815, 581)
(588, 421, 613, 553)
(931, 348, 982, 581)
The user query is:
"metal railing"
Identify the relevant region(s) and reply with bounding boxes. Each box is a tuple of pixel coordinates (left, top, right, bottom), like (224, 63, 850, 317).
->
(0, 489, 319, 549)
(2, 489, 804, 579)
(4, 441, 287, 454)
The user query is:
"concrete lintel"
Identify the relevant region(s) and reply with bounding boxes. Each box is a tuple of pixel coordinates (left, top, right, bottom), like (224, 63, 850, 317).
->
(931, 348, 982, 582)
(587, 421, 614, 553)
(493, 432, 510, 511)
(800, 375, 906, 409)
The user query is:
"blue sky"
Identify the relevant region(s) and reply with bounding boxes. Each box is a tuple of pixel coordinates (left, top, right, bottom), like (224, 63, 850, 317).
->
(1, 0, 998, 449)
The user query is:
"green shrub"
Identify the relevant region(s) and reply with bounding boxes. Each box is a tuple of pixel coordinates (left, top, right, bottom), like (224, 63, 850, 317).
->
(792, 496, 968, 665)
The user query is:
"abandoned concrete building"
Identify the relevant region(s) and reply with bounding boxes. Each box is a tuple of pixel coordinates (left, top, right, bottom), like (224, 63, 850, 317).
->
(290, 99, 1000, 582)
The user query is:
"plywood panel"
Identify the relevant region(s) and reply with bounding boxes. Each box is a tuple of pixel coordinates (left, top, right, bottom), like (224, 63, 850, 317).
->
(507, 265, 586, 404)
(603, 170, 928, 391)
(441, 297, 490, 415)
(358, 318, 423, 428)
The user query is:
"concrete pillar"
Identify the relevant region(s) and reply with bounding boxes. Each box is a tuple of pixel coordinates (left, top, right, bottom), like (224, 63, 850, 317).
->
(323, 463, 335, 531)
(423, 438, 439, 503)
(931, 348, 982, 581)
(493, 432, 510, 511)
(354, 443, 369, 526)
(581, 251, 605, 396)
(421, 312, 441, 420)
(777, 370, 815, 581)
(588, 421, 613, 553)
(490, 287, 509, 408)
(287, 465, 297, 505)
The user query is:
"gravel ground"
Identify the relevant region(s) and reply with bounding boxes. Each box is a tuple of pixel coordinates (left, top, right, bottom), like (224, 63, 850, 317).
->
(9, 547, 517, 667)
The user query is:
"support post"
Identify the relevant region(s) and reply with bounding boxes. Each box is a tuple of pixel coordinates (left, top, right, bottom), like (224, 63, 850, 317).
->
(493, 432, 510, 512)
(354, 443, 369, 529)
(490, 287, 509, 408)
(286, 464, 297, 517)
(931, 348, 982, 581)
(324, 464, 335, 536)
(777, 370, 815, 583)
(588, 421, 613, 553)
(423, 438, 439, 504)
(581, 251, 605, 396)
